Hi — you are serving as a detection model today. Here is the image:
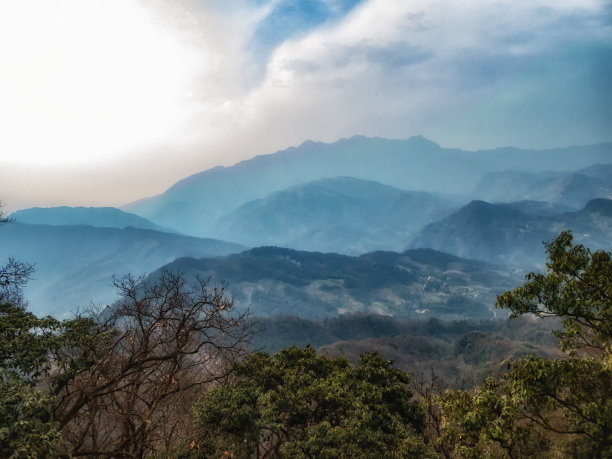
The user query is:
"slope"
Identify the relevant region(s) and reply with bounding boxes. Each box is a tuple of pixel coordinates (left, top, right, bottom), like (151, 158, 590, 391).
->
(154, 246, 516, 320)
(123, 136, 612, 236)
(472, 164, 612, 207)
(0, 222, 244, 317)
(10, 206, 171, 232)
(210, 177, 458, 254)
(410, 199, 612, 266)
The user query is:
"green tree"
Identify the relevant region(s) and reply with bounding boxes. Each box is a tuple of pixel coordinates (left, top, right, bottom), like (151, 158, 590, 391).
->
(192, 346, 428, 458)
(0, 303, 64, 458)
(434, 232, 612, 457)
(1, 206, 60, 456)
(497, 230, 612, 359)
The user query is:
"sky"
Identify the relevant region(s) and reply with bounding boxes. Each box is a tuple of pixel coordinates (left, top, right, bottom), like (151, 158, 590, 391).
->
(1, 0, 611, 212)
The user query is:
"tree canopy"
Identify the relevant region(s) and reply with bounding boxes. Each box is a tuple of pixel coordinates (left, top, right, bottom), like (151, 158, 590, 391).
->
(192, 346, 428, 458)
(433, 231, 612, 458)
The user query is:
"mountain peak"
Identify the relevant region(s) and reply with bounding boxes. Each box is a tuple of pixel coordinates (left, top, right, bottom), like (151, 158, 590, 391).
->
(405, 135, 441, 149)
(581, 198, 612, 217)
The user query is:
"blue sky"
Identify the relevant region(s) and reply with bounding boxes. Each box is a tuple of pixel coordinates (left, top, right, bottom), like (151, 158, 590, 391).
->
(0, 0, 610, 210)
(250, 0, 364, 56)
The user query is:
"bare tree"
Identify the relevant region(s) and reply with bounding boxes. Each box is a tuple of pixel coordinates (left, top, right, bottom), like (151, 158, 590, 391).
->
(0, 257, 35, 306)
(52, 271, 251, 457)
(0, 205, 34, 306)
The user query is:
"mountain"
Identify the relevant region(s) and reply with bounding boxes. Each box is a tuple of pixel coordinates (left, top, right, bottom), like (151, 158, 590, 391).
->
(210, 177, 458, 254)
(153, 246, 517, 320)
(123, 136, 612, 236)
(10, 206, 171, 232)
(410, 199, 612, 266)
(501, 200, 574, 216)
(472, 164, 612, 207)
(575, 163, 612, 180)
(0, 222, 244, 317)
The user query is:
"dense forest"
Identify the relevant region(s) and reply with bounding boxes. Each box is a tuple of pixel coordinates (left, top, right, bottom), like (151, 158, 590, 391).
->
(1, 211, 611, 457)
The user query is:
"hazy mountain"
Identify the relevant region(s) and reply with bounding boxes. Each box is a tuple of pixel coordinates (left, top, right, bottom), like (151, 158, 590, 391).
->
(153, 246, 516, 320)
(10, 206, 171, 232)
(123, 136, 612, 236)
(410, 199, 612, 266)
(0, 222, 244, 317)
(210, 177, 458, 254)
(578, 163, 612, 180)
(501, 200, 574, 216)
(472, 164, 612, 207)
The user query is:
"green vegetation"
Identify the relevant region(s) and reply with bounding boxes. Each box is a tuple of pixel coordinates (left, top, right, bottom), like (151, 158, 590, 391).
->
(191, 346, 428, 458)
(1, 228, 611, 457)
(0, 250, 249, 456)
(0, 303, 62, 457)
(431, 231, 612, 457)
(158, 246, 513, 320)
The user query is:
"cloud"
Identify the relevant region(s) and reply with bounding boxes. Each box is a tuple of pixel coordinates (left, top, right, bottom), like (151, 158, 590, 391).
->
(1, 0, 610, 211)
(217, 0, 612, 152)
(250, 0, 365, 54)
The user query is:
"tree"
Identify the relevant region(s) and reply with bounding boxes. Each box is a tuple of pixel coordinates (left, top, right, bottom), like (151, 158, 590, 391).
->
(0, 260, 251, 456)
(1, 207, 63, 457)
(0, 257, 35, 307)
(1, 202, 252, 456)
(434, 232, 612, 457)
(0, 303, 64, 458)
(191, 346, 428, 458)
(497, 230, 612, 359)
(54, 272, 251, 457)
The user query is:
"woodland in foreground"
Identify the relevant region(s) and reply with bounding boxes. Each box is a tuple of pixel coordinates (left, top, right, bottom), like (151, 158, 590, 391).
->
(1, 226, 611, 457)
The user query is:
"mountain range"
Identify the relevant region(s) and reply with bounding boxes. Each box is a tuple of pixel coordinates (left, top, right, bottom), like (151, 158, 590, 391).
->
(10, 206, 172, 232)
(472, 164, 612, 208)
(209, 177, 458, 254)
(411, 198, 612, 266)
(122, 136, 612, 237)
(0, 222, 243, 317)
(153, 246, 516, 320)
(5, 136, 612, 318)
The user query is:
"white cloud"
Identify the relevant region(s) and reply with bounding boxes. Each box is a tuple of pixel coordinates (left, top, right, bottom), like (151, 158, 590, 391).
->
(216, 0, 611, 151)
(0, 0, 204, 167)
(0, 0, 610, 211)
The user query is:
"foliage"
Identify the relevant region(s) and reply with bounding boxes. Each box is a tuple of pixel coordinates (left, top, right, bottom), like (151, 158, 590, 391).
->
(497, 230, 612, 358)
(0, 264, 250, 457)
(433, 231, 612, 457)
(0, 304, 63, 457)
(0, 375, 60, 458)
(0, 302, 60, 380)
(0, 246, 63, 456)
(192, 346, 429, 458)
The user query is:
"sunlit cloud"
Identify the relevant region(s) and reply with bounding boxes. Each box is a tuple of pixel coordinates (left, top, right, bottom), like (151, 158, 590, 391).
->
(0, 0, 610, 211)
(0, 0, 203, 167)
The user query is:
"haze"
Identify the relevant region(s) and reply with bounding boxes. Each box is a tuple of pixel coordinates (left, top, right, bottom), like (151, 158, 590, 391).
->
(1, 0, 611, 212)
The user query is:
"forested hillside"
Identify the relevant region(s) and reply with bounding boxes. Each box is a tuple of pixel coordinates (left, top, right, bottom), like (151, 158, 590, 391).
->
(2, 227, 611, 457)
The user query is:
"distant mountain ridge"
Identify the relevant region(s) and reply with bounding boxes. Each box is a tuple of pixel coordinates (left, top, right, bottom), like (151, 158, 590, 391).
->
(123, 136, 612, 237)
(0, 222, 244, 317)
(153, 246, 516, 320)
(6, 136, 612, 321)
(410, 198, 612, 266)
(472, 163, 612, 207)
(210, 177, 458, 254)
(10, 206, 171, 232)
